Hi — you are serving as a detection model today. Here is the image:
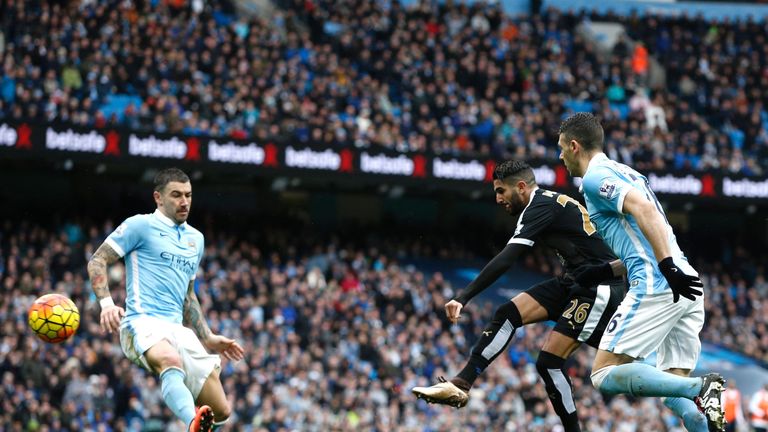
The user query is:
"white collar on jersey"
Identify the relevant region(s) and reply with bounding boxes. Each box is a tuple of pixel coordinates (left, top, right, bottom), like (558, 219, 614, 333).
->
(153, 209, 188, 229)
(528, 186, 539, 203)
(578, 152, 609, 193)
(584, 152, 609, 176)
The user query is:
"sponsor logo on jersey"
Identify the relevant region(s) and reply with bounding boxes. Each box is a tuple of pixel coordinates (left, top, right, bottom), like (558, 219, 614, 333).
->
(114, 224, 127, 237)
(159, 251, 197, 274)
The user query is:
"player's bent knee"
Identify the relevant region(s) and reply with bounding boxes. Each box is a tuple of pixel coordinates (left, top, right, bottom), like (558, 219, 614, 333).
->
(590, 365, 615, 390)
(493, 301, 520, 323)
(215, 402, 232, 421)
(535, 351, 564, 375)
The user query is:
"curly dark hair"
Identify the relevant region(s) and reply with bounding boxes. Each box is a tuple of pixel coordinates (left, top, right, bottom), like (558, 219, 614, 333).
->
(493, 160, 535, 184)
(558, 112, 604, 151)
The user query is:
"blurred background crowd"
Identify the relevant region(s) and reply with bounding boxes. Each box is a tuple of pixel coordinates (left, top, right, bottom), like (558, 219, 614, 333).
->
(2, 0, 768, 431)
(0, 216, 765, 431)
(1, 0, 768, 174)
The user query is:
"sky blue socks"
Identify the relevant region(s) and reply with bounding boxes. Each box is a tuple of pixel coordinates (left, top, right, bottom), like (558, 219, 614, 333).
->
(599, 363, 701, 398)
(160, 367, 196, 427)
(664, 397, 709, 432)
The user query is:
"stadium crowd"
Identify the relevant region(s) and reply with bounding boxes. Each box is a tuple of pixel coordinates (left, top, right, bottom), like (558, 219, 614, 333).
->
(1, 0, 767, 175)
(0, 217, 764, 431)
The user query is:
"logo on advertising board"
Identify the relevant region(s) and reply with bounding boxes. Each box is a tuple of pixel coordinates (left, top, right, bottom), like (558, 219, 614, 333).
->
(723, 177, 768, 198)
(128, 134, 187, 159)
(433, 158, 486, 181)
(484, 160, 496, 182)
(412, 155, 427, 178)
(360, 152, 414, 176)
(264, 143, 279, 167)
(185, 137, 201, 161)
(104, 131, 121, 156)
(531, 165, 557, 187)
(0, 123, 17, 147)
(16, 124, 32, 149)
(46, 128, 106, 153)
(554, 165, 569, 187)
(208, 140, 265, 165)
(285, 146, 341, 170)
(648, 173, 704, 196)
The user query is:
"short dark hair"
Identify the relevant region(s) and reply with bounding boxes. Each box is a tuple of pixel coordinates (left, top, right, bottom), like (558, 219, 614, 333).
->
(154, 168, 190, 192)
(493, 160, 535, 185)
(558, 112, 604, 151)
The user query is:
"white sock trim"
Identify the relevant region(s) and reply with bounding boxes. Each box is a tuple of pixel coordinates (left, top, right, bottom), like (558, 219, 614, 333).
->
(590, 365, 615, 389)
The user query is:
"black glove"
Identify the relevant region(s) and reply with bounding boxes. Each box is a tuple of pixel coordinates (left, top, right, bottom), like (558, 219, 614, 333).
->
(658, 257, 703, 302)
(571, 262, 614, 288)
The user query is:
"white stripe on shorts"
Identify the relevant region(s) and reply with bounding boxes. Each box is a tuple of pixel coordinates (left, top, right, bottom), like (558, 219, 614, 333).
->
(578, 284, 610, 342)
(481, 320, 514, 360)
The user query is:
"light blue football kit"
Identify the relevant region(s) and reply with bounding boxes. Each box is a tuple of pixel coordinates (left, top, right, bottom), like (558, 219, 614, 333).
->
(106, 209, 204, 324)
(107, 209, 220, 403)
(580, 153, 704, 365)
(581, 154, 710, 431)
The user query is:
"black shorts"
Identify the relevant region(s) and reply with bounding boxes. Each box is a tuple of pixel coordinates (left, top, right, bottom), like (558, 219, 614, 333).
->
(525, 276, 626, 349)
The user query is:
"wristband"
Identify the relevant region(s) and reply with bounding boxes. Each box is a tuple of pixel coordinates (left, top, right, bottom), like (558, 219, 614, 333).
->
(99, 297, 115, 308)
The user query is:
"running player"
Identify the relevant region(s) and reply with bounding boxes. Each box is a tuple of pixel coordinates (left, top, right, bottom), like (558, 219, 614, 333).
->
(558, 112, 725, 432)
(87, 168, 245, 432)
(412, 160, 625, 432)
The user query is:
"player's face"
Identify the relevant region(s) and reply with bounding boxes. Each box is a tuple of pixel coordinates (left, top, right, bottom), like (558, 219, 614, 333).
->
(558, 134, 580, 176)
(155, 181, 192, 224)
(493, 179, 526, 214)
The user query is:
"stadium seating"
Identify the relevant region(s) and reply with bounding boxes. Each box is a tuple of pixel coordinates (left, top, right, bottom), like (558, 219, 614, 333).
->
(0, 1, 766, 174)
(0, 218, 763, 430)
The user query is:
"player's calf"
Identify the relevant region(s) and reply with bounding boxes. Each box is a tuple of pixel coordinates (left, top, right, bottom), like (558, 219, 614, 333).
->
(536, 352, 581, 432)
(455, 301, 523, 387)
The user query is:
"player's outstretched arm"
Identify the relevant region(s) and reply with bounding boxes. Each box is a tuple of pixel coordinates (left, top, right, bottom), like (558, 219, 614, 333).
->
(447, 243, 528, 322)
(183, 282, 245, 361)
(622, 189, 703, 302)
(88, 243, 126, 334)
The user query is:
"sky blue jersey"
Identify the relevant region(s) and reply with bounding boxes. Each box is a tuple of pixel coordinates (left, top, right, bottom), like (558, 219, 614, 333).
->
(580, 153, 697, 296)
(105, 209, 204, 324)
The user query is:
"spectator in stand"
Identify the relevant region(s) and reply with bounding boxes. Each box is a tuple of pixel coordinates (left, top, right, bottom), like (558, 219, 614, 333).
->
(1, 216, 767, 430)
(0, 1, 767, 175)
(751, 383, 768, 432)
